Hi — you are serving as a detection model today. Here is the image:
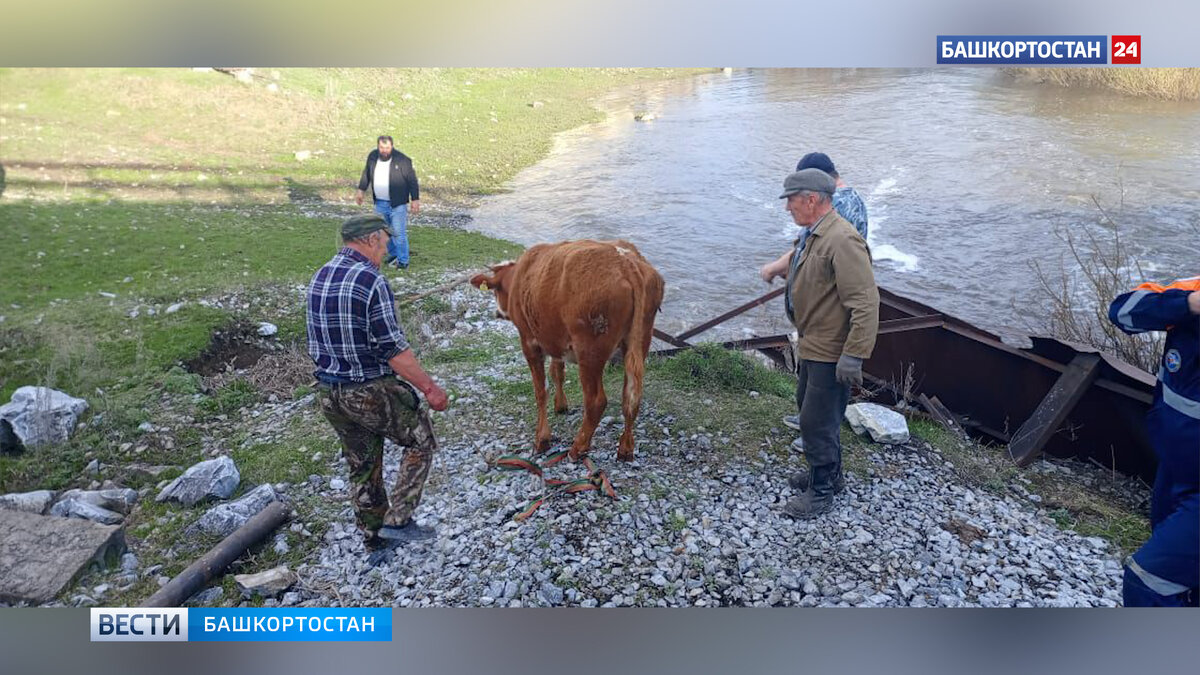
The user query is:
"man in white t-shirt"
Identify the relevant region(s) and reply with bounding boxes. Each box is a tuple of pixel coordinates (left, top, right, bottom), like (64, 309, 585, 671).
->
(356, 135, 421, 269)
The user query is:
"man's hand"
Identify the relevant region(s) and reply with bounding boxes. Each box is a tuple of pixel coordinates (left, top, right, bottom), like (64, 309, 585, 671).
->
(1189, 290, 1200, 316)
(424, 382, 448, 411)
(355, 190, 364, 206)
(835, 354, 864, 388)
(760, 263, 777, 284)
(410, 199, 420, 216)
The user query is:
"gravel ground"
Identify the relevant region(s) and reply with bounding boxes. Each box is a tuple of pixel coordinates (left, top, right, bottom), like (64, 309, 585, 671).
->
(17, 272, 1134, 608)
(284, 281, 1128, 608)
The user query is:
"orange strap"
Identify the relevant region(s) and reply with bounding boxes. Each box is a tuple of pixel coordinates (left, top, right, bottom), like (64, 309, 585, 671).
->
(1135, 277, 1200, 293)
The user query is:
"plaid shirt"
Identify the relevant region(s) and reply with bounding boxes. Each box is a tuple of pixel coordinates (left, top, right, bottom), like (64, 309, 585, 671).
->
(307, 247, 411, 382)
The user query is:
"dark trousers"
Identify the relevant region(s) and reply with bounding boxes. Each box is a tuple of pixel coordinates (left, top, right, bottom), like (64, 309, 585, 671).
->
(796, 360, 849, 494)
(317, 377, 437, 541)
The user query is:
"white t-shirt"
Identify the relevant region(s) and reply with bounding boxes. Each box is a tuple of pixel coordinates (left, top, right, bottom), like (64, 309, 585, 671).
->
(373, 158, 391, 201)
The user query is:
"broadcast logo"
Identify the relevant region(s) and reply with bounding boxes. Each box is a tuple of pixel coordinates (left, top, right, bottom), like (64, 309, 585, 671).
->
(936, 35, 1142, 65)
(90, 608, 391, 642)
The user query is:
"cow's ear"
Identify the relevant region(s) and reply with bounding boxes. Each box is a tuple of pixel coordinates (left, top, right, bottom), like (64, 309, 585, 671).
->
(469, 273, 496, 291)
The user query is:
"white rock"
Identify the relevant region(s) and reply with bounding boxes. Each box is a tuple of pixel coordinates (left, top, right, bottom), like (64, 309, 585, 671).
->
(257, 322, 278, 337)
(236, 566, 297, 597)
(58, 488, 138, 515)
(0, 489, 56, 514)
(294, 151, 311, 161)
(49, 498, 124, 525)
(845, 403, 910, 444)
(0, 386, 89, 449)
(156, 456, 240, 506)
(166, 302, 185, 314)
(187, 484, 279, 537)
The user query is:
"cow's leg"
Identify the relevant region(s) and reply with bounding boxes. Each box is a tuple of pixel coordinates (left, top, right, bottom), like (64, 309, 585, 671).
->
(522, 345, 552, 454)
(618, 354, 644, 462)
(550, 357, 568, 414)
(569, 355, 607, 461)
(618, 312, 654, 462)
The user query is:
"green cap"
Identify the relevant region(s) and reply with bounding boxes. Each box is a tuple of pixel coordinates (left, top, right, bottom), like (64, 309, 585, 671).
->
(341, 213, 393, 239)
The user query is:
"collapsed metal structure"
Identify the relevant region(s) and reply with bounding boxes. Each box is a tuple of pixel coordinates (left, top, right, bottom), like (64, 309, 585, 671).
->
(652, 286, 1158, 483)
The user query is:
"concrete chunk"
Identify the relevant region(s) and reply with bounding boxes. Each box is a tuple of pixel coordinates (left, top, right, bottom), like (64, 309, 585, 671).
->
(0, 509, 125, 604)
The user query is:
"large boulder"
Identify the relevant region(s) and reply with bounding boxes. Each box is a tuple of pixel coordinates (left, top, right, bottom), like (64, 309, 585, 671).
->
(0, 509, 126, 604)
(186, 484, 279, 538)
(0, 490, 56, 515)
(0, 386, 89, 451)
(845, 403, 910, 445)
(156, 456, 240, 506)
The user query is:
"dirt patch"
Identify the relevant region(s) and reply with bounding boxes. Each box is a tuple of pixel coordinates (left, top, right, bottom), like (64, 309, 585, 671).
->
(183, 323, 269, 377)
(227, 346, 316, 399)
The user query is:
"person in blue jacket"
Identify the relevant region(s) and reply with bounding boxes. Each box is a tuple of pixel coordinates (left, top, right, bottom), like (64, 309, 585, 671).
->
(1108, 276, 1200, 607)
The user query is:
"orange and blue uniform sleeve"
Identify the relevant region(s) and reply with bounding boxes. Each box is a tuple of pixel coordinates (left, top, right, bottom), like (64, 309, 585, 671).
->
(1108, 278, 1198, 334)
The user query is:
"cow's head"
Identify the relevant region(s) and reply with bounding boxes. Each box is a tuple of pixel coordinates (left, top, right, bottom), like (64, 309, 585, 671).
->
(470, 261, 517, 321)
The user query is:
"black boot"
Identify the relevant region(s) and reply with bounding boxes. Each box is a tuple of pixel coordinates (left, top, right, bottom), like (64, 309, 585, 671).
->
(787, 468, 845, 493)
(783, 466, 837, 519)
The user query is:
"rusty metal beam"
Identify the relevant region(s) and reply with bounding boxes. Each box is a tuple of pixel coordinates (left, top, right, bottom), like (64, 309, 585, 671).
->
(651, 334, 793, 358)
(1007, 353, 1102, 467)
(652, 328, 691, 349)
(675, 287, 785, 341)
(878, 315, 945, 335)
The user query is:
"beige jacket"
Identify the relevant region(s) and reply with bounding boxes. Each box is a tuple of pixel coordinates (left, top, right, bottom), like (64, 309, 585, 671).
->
(788, 208, 880, 362)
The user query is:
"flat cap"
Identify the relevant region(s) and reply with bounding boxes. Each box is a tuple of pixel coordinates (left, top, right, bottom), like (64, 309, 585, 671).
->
(779, 168, 836, 199)
(341, 213, 393, 239)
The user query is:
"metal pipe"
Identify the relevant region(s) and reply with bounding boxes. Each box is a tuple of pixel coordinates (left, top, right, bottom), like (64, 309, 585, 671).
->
(143, 501, 291, 608)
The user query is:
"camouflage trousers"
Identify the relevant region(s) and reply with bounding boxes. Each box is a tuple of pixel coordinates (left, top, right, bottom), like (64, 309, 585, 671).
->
(317, 377, 438, 543)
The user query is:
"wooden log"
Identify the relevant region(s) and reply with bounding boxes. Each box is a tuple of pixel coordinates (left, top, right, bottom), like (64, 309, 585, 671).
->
(1007, 353, 1102, 466)
(143, 501, 290, 608)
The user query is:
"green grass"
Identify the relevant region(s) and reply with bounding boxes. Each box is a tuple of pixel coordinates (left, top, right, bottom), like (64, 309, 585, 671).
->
(196, 379, 259, 419)
(648, 343, 794, 400)
(0, 68, 705, 204)
(231, 440, 325, 486)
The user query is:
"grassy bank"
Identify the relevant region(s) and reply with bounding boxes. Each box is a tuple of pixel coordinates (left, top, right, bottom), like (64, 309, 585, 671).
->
(1008, 67, 1200, 100)
(0, 68, 706, 205)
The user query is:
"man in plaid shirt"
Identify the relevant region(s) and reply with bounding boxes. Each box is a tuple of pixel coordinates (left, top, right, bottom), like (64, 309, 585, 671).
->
(307, 214, 448, 562)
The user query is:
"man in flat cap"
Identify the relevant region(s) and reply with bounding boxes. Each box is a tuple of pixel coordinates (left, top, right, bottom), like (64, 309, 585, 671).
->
(776, 169, 879, 519)
(762, 152, 870, 443)
(306, 213, 448, 563)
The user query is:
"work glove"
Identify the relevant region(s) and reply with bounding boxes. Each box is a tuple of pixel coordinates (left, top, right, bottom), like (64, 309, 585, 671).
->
(835, 354, 864, 388)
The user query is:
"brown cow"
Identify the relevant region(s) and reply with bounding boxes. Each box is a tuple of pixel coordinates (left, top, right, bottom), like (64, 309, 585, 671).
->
(470, 239, 665, 462)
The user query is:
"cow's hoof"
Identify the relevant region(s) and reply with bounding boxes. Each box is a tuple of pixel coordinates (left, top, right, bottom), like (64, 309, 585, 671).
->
(616, 452, 634, 463)
(553, 405, 569, 415)
(567, 448, 587, 462)
(534, 438, 551, 454)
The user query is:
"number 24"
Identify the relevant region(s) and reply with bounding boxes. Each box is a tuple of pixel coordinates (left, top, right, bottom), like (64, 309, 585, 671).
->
(1115, 41, 1138, 57)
